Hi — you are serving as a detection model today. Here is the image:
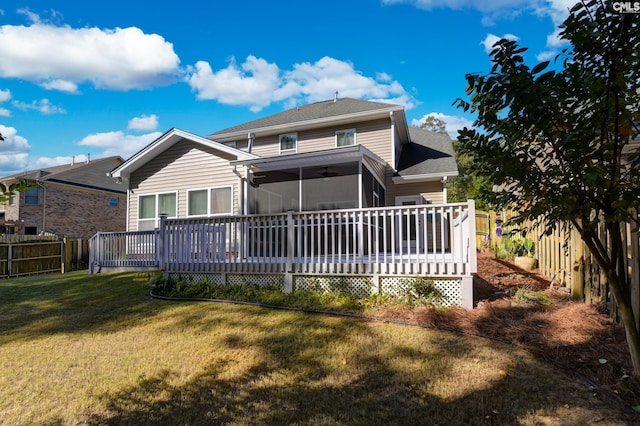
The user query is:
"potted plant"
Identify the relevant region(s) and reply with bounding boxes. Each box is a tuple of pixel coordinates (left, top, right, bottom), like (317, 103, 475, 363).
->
(513, 237, 537, 270)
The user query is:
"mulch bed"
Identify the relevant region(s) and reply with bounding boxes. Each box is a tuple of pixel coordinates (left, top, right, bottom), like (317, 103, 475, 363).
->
(371, 251, 640, 414)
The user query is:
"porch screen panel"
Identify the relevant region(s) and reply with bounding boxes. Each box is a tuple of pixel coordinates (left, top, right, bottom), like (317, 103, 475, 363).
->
(301, 162, 358, 211)
(249, 169, 299, 214)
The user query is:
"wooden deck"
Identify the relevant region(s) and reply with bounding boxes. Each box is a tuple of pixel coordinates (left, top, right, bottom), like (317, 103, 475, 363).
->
(90, 202, 477, 278)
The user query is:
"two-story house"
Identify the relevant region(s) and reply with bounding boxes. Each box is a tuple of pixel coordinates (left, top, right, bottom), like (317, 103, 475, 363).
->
(110, 97, 458, 228)
(100, 98, 475, 308)
(0, 156, 127, 239)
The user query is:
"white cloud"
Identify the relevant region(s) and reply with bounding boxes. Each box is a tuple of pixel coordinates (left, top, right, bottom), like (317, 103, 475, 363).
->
(12, 98, 66, 115)
(77, 130, 163, 159)
(0, 108, 9, 117)
(0, 125, 31, 153)
(128, 114, 159, 132)
(481, 33, 519, 54)
(187, 55, 281, 113)
(187, 55, 415, 112)
(385, 0, 577, 55)
(0, 18, 182, 91)
(0, 125, 32, 174)
(0, 89, 11, 102)
(41, 79, 79, 93)
(411, 112, 474, 139)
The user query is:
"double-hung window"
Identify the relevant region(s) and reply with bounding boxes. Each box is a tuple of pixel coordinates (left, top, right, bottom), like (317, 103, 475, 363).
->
(336, 129, 356, 147)
(187, 186, 233, 217)
(24, 187, 40, 205)
(138, 192, 177, 230)
(279, 133, 297, 154)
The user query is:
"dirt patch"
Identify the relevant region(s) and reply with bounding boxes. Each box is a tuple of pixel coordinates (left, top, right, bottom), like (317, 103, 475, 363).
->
(371, 251, 640, 417)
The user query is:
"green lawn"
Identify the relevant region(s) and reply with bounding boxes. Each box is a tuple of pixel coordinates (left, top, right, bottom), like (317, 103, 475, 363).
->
(0, 271, 629, 425)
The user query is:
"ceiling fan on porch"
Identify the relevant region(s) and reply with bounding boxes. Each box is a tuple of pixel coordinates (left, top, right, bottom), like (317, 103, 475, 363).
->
(320, 166, 339, 178)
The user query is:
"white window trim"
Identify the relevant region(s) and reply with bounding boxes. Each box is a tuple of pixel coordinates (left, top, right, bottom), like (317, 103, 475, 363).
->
(279, 132, 298, 154)
(187, 186, 234, 217)
(137, 191, 178, 230)
(187, 188, 210, 217)
(335, 128, 356, 147)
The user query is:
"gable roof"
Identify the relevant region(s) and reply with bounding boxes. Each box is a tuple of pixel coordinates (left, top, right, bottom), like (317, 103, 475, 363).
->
(1, 156, 127, 193)
(209, 97, 409, 142)
(394, 127, 459, 182)
(109, 128, 258, 179)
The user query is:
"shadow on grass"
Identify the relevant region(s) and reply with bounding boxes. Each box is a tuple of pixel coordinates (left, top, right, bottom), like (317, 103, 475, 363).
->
(1, 271, 636, 424)
(0, 271, 168, 344)
(81, 302, 632, 425)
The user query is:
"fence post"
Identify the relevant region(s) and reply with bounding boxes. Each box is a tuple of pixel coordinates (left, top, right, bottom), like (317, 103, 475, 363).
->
(570, 225, 584, 300)
(7, 243, 12, 278)
(63, 238, 75, 273)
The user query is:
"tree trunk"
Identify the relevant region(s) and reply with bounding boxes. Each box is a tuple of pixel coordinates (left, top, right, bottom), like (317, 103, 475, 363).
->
(606, 270, 640, 375)
(580, 226, 640, 375)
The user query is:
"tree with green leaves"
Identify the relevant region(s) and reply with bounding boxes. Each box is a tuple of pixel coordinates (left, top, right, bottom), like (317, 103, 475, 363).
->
(455, 0, 640, 374)
(417, 117, 494, 210)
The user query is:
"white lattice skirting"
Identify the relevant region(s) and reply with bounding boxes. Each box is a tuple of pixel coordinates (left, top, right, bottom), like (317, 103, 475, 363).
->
(168, 272, 472, 309)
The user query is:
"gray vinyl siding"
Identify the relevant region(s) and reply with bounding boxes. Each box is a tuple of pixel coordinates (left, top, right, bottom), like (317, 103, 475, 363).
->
(388, 180, 445, 205)
(249, 118, 394, 163)
(127, 139, 240, 231)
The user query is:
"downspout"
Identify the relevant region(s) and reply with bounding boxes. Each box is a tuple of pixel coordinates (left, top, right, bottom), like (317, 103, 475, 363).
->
(390, 112, 397, 173)
(441, 176, 448, 203)
(247, 132, 255, 153)
(231, 165, 245, 215)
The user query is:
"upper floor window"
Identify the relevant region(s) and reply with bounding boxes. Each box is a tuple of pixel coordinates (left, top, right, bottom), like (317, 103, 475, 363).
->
(336, 129, 356, 147)
(24, 187, 40, 205)
(279, 133, 297, 154)
(138, 192, 177, 230)
(109, 197, 119, 207)
(188, 186, 233, 217)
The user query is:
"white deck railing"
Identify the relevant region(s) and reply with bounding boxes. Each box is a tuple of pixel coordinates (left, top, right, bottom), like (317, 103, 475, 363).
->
(90, 202, 477, 277)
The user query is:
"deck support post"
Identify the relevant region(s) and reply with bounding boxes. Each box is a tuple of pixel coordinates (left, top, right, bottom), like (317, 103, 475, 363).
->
(461, 275, 474, 310)
(371, 274, 380, 294)
(284, 273, 293, 293)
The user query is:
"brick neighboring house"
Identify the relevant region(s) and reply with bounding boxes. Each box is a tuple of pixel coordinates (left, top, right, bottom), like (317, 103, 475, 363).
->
(0, 156, 127, 239)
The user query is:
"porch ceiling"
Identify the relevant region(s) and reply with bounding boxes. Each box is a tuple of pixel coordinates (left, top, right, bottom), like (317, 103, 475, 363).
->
(230, 145, 386, 172)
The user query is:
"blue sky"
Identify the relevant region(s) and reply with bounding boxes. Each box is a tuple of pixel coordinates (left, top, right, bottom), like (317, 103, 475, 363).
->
(0, 0, 575, 177)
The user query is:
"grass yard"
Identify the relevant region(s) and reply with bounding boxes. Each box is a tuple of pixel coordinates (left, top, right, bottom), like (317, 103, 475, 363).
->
(0, 271, 631, 425)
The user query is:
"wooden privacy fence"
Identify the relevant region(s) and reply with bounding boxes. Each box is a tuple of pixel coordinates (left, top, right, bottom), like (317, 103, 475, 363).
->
(481, 210, 640, 326)
(0, 237, 89, 278)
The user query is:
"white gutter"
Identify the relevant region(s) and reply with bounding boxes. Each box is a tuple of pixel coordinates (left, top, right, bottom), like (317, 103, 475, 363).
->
(392, 170, 459, 184)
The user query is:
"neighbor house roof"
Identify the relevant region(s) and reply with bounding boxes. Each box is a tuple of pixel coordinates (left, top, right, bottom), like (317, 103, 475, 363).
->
(1, 156, 127, 193)
(393, 127, 459, 183)
(209, 97, 410, 143)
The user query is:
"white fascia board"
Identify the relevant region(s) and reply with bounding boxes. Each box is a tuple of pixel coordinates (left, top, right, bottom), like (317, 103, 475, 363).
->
(110, 128, 258, 179)
(392, 170, 459, 184)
